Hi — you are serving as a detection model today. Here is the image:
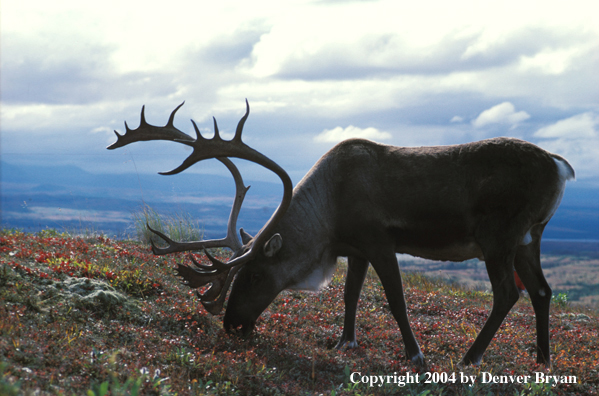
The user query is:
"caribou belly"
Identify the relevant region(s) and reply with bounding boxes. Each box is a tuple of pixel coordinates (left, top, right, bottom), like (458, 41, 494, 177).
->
(398, 241, 484, 262)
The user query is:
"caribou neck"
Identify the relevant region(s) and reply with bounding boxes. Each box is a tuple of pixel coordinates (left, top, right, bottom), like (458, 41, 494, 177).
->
(269, 166, 339, 291)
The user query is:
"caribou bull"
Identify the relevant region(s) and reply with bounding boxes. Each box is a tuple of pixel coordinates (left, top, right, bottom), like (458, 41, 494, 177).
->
(108, 101, 574, 367)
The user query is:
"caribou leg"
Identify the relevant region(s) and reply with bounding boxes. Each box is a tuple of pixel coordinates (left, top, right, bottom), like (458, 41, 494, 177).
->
(461, 245, 520, 365)
(513, 224, 552, 367)
(335, 256, 369, 349)
(370, 250, 425, 366)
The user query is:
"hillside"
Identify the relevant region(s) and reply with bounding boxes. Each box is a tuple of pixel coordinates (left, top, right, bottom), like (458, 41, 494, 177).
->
(1, 230, 598, 395)
(397, 240, 599, 307)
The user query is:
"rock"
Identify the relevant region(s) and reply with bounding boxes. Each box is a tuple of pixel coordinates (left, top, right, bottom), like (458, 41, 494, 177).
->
(63, 277, 127, 305)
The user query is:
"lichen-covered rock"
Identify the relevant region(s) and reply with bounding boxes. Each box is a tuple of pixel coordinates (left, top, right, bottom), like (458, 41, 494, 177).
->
(63, 277, 127, 305)
(44, 277, 133, 313)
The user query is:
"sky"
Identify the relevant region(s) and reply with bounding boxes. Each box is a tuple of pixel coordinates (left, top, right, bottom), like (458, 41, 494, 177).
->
(2, 0, 599, 187)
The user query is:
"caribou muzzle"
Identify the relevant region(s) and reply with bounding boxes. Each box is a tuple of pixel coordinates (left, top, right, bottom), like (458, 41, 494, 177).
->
(223, 314, 256, 336)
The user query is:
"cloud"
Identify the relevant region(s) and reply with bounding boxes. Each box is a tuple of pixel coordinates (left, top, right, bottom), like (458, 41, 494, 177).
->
(314, 126, 392, 143)
(472, 102, 530, 128)
(534, 112, 598, 139)
(191, 26, 268, 67)
(2, 0, 599, 186)
(252, 15, 592, 80)
(1, 31, 178, 106)
(534, 112, 599, 180)
(315, 0, 378, 3)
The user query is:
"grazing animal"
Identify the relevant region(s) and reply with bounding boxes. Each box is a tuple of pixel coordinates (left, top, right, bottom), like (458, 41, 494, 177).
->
(108, 101, 574, 367)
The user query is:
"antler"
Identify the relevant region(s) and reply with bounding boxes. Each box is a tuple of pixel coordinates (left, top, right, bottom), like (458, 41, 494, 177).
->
(146, 156, 249, 256)
(107, 101, 293, 314)
(142, 156, 249, 312)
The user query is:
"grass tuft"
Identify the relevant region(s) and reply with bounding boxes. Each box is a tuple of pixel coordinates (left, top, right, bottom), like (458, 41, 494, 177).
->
(131, 204, 203, 246)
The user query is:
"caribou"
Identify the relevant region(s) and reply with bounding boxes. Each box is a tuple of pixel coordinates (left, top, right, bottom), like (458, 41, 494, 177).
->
(108, 101, 574, 367)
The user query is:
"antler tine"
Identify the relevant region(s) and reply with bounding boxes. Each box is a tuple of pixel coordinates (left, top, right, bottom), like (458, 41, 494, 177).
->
(186, 252, 228, 273)
(190, 119, 206, 142)
(173, 255, 233, 297)
(175, 259, 226, 287)
(174, 249, 242, 312)
(197, 270, 229, 302)
(200, 266, 242, 315)
(107, 102, 194, 150)
(213, 117, 220, 140)
(220, 157, 250, 251)
(147, 224, 235, 256)
(232, 99, 250, 143)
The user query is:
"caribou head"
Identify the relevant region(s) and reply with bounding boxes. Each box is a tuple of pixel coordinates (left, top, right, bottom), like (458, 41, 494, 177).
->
(108, 101, 574, 367)
(107, 101, 305, 334)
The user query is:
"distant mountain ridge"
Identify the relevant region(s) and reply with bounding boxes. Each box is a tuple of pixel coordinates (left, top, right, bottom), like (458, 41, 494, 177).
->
(1, 161, 282, 201)
(2, 161, 598, 241)
(1, 161, 282, 238)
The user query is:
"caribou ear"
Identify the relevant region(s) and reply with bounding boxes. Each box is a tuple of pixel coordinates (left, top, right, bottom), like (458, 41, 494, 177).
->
(263, 233, 283, 257)
(240, 228, 253, 245)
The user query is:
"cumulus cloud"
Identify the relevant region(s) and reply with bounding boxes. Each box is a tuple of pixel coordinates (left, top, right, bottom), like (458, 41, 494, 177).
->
(472, 102, 530, 128)
(534, 112, 599, 180)
(314, 126, 392, 143)
(534, 112, 598, 139)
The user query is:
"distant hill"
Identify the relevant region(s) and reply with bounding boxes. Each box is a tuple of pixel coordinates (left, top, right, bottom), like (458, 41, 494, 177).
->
(1, 161, 282, 238)
(2, 160, 598, 242)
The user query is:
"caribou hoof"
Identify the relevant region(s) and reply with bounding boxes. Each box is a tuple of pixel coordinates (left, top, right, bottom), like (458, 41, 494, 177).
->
(410, 352, 427, 368)
(334, 338, 358, 350)
(459, 354, 482, 367)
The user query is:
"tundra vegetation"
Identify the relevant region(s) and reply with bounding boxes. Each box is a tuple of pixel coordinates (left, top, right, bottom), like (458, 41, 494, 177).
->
(1, 228, 598, 395)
